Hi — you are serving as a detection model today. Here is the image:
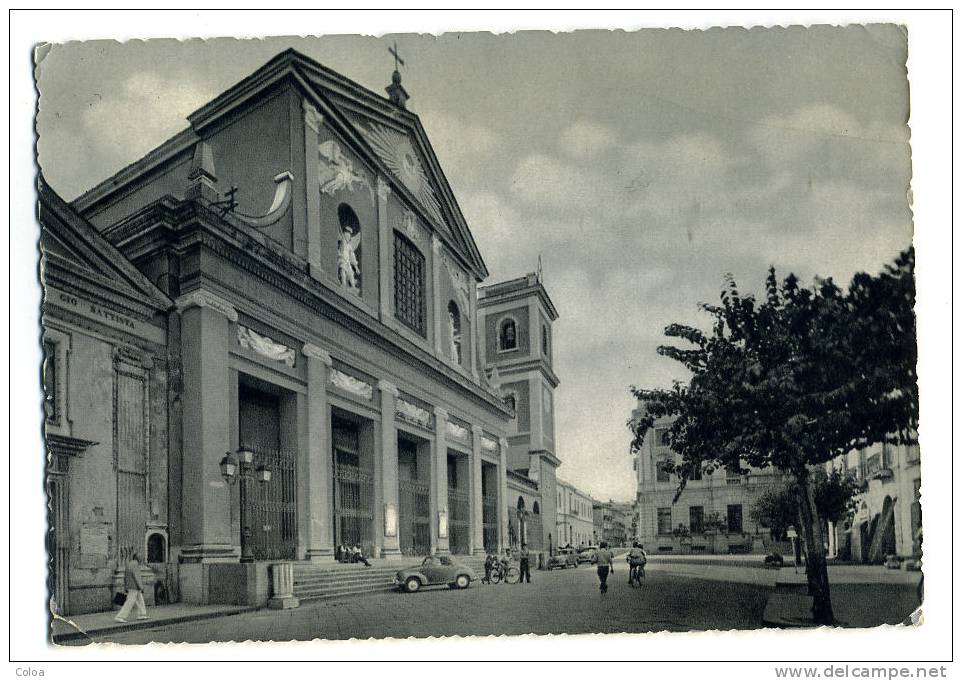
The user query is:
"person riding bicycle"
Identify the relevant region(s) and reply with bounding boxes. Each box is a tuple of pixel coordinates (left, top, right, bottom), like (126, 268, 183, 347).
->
(627, 541, 647, 586)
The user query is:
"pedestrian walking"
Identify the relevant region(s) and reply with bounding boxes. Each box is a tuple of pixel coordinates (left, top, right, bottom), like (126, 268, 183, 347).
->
(595, 541, 615, 594)
(114, 553, 148, 623)
(518, 544, 532, 583)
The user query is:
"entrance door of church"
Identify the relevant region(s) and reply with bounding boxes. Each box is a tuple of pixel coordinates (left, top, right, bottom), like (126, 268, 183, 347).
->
(238, 385, 297, 560)
(332, 416, 375, 557)
(398, 437, 430, 556)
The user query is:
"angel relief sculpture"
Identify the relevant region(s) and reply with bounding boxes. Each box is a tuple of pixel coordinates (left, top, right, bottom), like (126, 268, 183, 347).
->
(318, 140, 371, 196)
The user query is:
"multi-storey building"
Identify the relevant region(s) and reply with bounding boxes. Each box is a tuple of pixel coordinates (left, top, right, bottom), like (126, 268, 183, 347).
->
(555, 479, 595, 548)
(591, 500, 631, 547)
(631, 406, 785, 554)
(823, 439, 921, 563)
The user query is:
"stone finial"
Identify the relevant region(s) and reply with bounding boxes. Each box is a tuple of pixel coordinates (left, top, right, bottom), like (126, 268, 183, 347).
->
(186, 141, 218, 203)
(386, 70, 409, 109)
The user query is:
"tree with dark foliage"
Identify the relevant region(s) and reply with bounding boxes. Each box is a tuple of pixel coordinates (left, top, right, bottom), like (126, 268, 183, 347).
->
(751, 469, 863, 542)
(629, 249, 917, 625)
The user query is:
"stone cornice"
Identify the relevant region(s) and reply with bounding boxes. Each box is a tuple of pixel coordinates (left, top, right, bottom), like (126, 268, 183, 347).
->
(175, 289, 239, 322)
(301, 342, 333, 366)
(117, 200, 512, 416)
(472, 424, 484, 437)
(434, 406, 449, 421)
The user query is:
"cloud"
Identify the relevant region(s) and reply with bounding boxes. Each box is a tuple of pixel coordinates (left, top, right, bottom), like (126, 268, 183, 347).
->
(559, 120, 617, 159)
(81, 72, 212, 168)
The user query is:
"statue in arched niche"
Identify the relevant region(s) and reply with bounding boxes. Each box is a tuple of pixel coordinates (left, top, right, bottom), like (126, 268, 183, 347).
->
(337, 203, 362, 293)
(447, 301, 462, 365)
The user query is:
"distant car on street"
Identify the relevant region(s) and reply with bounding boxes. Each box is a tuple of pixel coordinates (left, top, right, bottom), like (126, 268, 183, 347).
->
(395, 555, 478, 593)
(578, 546, 599, 564)
(547, 548, 579, 569)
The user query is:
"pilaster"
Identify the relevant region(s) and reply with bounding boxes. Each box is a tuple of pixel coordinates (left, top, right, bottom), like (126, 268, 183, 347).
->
(470, 425, 485, 555)
(431, 235, 444, 358)
(303, 101, 324, 278)
(302, 342, 334, 560)
(377, 177, 392, 320)
(378, 379, 401, 556)
(433, 406, 451, 554)
(176, 290, 238, 561)
(498, 437, 509, 552)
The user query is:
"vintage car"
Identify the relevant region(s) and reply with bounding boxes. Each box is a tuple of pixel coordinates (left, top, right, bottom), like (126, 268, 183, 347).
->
(395, 555, 478, 593)
(578, 546, 599, 564)
(547, 548, 580, 569)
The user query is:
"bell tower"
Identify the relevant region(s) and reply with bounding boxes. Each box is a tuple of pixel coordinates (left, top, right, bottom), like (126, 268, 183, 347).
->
(478, 270, 561, 550)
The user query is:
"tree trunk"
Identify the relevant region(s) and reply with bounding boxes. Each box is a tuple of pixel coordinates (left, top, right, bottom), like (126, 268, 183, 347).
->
(794, 469, 835, 625)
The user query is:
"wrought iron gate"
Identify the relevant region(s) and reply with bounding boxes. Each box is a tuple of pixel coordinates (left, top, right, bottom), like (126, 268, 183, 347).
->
(333, 423, 374, 556)
(247, 446, 297, 560)
(482, 493, 499, 552)
(399, 478, 431, 555)
(448, 488, 471, 555)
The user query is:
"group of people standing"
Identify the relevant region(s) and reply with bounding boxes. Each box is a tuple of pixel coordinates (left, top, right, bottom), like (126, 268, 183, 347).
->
(482, 544, 533, 584)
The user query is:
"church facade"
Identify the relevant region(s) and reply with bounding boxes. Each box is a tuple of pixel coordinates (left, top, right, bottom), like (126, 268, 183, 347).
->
(43, 49, 563, 611)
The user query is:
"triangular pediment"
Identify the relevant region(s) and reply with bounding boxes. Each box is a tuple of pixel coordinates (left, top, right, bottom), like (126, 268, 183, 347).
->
(39, 177, 172, 315)
(293, 55, 488, 279)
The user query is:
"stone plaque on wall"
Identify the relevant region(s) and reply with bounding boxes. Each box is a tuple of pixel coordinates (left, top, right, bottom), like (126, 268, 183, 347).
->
(78, 521, 111, 568)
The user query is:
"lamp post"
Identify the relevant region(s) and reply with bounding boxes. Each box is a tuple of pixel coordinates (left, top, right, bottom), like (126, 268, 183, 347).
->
(220, 446, 271, 563)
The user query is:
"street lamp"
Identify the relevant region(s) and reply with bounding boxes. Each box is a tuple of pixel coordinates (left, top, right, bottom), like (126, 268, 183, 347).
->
(223, 446, 267, 563)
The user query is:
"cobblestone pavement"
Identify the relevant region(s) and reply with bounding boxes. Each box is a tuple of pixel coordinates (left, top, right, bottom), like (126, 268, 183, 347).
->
(80, 564, 773, 645)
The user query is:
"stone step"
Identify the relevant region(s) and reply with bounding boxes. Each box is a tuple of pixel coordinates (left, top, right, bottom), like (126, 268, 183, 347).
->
(294, 576, 399, 590)
(297, 583, 399, 602)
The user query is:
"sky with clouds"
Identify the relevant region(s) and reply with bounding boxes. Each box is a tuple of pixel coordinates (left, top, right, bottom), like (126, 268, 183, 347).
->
(36, 26, 913, 502)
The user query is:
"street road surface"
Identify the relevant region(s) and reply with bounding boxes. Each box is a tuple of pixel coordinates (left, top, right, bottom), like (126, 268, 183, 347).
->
(80, 562, 771, 644)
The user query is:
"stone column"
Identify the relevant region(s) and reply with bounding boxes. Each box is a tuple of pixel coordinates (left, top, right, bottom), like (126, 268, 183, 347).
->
(498, 437, 509, 552)
(470, 425, 485, 555)
(433, 407, 451, 555)
(431, 235, 444, 358)
(176, 290, 238, 562)
(303, 101, 324, 278)
(302, 343, 334, 560)
(376, 177, 392, 321)
(378, 380, 401, 557)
